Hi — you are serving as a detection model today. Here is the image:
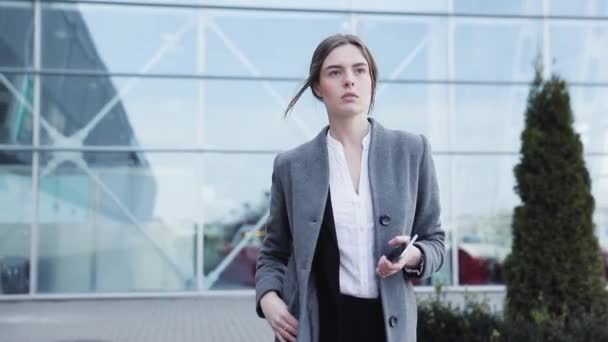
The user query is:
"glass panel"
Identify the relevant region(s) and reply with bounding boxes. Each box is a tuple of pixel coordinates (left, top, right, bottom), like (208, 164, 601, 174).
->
(452, 85, 528, 152)
(40, 75, 203, 148)
(373, 83, 449, 151)
(0, 151, 32, 295)
(203, 152, 453, 289)
(42, 3, 198, 74)
(349, 0, 448, 12)
(415, 155, 453, 286)
(204, 0, 448, 12)
(451, 155, 608, 285)
(0, 1, 33, 68)
(206, 10, 348, 78)
(358, 16, 447, 81)
(452, 155, 518, 285)
(208, 12, 445, 79)
(0, 73, 34, 145)
(550, 0, 608, 17)
(454, 19, 541, 82)
(453, 84, 608, 153)
(54, 0, 448, 12)
(203, 153, 273, 290)
(588, 155, 608, 282)
(454, 0, 542, 15)
(39, 77, 441, 150)
(37, 152, 198, 293)
(569, 86, 608, 154)
(204, 81, 449, 152)
(550, 21, 608, 84)
(203, 80, 327, 151)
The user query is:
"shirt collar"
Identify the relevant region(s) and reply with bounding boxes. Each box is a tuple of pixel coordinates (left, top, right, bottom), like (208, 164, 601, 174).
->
(326, 122, 371, 151)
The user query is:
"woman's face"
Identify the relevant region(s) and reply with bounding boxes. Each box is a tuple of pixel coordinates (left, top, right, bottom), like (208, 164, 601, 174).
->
(314, 44, 372, 120)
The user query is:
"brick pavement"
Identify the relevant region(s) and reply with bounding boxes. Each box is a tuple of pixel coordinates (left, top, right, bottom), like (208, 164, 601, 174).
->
(0, 296, 274, 342)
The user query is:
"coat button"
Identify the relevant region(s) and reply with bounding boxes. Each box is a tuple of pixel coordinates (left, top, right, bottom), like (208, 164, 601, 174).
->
(379, 215, 391, 226)
(389, 316, 398, 327)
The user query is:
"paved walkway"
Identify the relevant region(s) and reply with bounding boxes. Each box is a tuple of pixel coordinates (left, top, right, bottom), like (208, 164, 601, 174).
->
(0, 296, 274, 342)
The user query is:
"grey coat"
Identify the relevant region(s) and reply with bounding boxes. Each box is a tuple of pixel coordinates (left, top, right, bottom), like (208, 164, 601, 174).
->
(255, 117, 445, 342)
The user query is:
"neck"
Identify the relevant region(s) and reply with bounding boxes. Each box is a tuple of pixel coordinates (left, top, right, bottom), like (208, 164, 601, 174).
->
(327, 114, 370, 148)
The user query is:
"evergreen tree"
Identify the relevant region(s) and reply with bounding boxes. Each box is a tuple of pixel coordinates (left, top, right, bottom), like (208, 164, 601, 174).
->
(504, 66, 608, 323)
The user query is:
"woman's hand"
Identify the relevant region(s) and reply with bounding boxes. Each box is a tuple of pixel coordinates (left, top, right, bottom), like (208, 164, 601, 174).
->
(260, 291, 299, 342)
(376, 235, 422, 278)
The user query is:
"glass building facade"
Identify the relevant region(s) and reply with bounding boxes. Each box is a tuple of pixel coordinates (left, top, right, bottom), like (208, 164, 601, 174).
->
(0, 0, 607, 297)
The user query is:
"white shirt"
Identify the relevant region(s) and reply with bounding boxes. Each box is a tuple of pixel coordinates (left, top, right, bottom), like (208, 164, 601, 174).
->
(326, 126, 379, 298)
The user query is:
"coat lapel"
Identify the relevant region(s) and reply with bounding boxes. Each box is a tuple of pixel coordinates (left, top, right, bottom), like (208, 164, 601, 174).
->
(368, 118, 399, 262)
(292, 126, 330, 271)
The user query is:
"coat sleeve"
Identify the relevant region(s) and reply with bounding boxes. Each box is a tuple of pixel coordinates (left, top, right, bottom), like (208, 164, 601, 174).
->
(255, 153, 293, 318)
(404, 134, 445, 280)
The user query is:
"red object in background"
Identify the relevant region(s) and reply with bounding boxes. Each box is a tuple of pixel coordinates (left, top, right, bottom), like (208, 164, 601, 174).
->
(220, 245, 259, 287)
(458, 248, 502, 285)
(601, 250, 608, 280)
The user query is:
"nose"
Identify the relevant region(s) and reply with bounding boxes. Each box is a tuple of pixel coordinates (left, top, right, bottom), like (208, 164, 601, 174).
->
(343, 70, 355, 87)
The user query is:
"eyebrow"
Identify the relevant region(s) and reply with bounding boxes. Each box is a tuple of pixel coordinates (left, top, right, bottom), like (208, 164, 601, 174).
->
(324, 62, 369, 71)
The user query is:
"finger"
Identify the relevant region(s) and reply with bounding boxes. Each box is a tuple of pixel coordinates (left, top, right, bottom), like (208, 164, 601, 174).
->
(281, 317, 298, 336)
(380, 255, 405, 270)
(389, 235, 411, 246)
(276, 332, 287, 342)
(378, 258, 392, 273)
(376, 266, 387, 278)
(377, 255, 390, 267)
(379, 257, 397, 271)
(279, 325, 297, 342)
(284, 313, 299, 330)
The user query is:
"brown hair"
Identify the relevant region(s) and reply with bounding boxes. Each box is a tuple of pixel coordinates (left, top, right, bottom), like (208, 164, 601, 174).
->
(284, 34, 379, 117)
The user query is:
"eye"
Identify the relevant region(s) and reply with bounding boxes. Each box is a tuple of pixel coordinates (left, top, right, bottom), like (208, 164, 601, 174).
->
(329, 70, 341, 76)
(355, 67, 367, 74)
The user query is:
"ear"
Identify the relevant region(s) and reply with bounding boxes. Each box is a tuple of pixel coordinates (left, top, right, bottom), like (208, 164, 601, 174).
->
(312, 82, 322, 99)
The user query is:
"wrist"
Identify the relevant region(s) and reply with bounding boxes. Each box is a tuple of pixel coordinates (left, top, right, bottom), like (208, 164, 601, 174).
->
(261, 291, 279, 305)
(403, 246, 423, 269)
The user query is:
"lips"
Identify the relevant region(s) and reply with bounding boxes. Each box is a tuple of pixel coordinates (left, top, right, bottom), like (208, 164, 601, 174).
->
(342, 92, 358, 99)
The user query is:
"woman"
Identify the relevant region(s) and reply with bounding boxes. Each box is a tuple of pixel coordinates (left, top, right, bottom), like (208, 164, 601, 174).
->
(255, 34, 445, 342)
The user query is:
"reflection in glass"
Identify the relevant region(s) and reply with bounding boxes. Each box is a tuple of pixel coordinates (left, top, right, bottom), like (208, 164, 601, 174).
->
(0, 1, 33, 68)
(0, 74, 34, 145)
(551, 22, 608, 84)
(453, 85, 528, 152)
(569, 87, 608, 154)
(454, 19, 541, 82)
(450, 155, 519, 285)
(0, 151, 32, 295)
(40, 75, 202, 148)
(204, 80, 327, 151)
(358, 16, 447, 81)
(202, 153, 273, 290)
(454, 0, 542, 15)
(42, 3, 197, 74)
(206, 0, 448, 12)
(588, 156, 608, 282)
(373, 83, 449, 151)
(207, 11, 347, 78)
(37, 152, 197, 293)
(549, 0, 608, 17)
